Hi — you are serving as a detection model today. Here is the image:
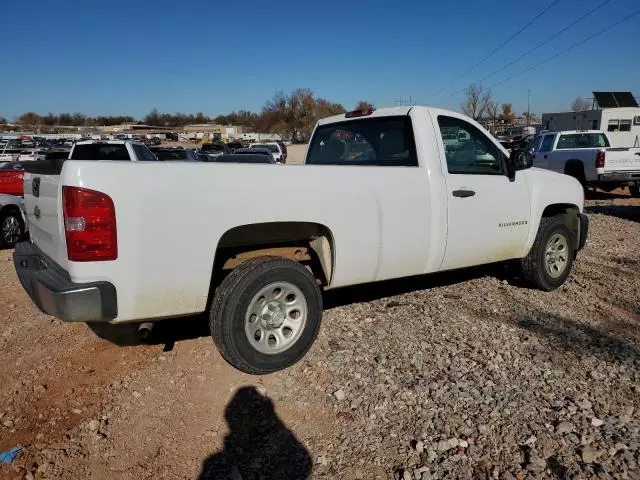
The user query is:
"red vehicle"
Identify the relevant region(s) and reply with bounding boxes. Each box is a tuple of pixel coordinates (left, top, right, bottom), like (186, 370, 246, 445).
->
(0, 162, 24, 196)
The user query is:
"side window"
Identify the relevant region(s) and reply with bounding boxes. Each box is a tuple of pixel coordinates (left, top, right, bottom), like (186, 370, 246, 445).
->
(529, 136, 543, 153)
(437, 116, 505, 175)
(619, 120, 632, 132)
(539, 135, 555, 152)
(133, 144, 157, 161)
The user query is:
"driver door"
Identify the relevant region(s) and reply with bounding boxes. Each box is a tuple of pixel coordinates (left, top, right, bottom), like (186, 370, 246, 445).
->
(434, 114, 531, 271)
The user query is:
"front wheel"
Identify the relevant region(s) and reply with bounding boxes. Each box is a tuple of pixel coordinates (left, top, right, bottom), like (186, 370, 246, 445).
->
(209, 256, 323, 374)
(521, 216, 576, 291)
(0, 211, 25, 248)
(630, 184, 640, 198)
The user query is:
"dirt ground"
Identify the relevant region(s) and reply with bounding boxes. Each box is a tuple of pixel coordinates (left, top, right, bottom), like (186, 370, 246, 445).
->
(0, 189, 638, 480)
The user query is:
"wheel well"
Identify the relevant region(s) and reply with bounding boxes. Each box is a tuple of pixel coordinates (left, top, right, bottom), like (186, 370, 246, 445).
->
(564, 160, 586, 184)
(541, 204, 580, 248)
(564, 159, 584, 173)
(0, 204, 22, 220)
(208, 222, 335, 304)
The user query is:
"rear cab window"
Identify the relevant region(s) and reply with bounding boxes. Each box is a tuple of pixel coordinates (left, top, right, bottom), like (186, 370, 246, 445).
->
(71, 144, 131, 161)
(556, 133, 610, 149)
(306, 116, 418, 166)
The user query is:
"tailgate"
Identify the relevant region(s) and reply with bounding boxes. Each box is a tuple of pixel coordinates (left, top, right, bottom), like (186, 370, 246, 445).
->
(22, 159, 68, 267)
(603, 148, 640, 172)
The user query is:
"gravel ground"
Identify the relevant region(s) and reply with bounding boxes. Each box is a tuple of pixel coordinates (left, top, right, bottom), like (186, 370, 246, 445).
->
(0, 191, 638, 480)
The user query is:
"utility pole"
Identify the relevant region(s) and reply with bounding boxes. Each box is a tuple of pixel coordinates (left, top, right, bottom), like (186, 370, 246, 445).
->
(527, 89, 531, 126)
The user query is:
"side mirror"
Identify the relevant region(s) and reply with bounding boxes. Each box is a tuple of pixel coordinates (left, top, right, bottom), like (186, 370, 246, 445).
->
(515, 150, 533, 170)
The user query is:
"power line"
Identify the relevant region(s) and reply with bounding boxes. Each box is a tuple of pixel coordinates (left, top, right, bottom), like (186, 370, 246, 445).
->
(488, 11, 639, 89)
(430, 0, 560, 98)
(450, 0, 612, 96)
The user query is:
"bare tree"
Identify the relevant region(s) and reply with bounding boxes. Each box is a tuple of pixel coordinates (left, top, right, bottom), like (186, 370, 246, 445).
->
(486, 101, 500, 133)
(461, 84, 492, 120)
(571, 97, 591, 111)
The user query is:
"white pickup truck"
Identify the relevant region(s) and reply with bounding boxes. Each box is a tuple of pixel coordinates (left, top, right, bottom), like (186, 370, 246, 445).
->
(14, 106, 588, 374)
(527, 130, 640, 196)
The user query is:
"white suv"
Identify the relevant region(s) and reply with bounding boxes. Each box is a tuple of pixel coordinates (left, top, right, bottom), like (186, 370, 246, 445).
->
(249, 142, 284, 163)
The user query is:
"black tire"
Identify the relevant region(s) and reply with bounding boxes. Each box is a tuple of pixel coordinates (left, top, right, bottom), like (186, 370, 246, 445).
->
(0, 209, 25, 248)
(564, 160, 587, 186)
(521, 216, 576, 291)
(210, 256, 323, 374)
(630, 184, 640, 198)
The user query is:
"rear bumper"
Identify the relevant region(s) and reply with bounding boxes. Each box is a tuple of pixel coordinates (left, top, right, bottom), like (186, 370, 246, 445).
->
(13, 241, 117, 322)
(578, 213, 589, 251)
(598, 172, 640, 183)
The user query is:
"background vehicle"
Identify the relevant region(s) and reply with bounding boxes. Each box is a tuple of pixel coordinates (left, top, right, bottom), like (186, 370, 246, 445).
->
(214, 153, 277, 164)
(0, 194, 26, 248)
(15, 106, 587, 374)
(45, 150, 71, 160)
(225, 141, 244, 153)
(154, 148, 201, 162)
(526, 130, 640, 194)
(200, 143, 229, 159)
(249, 142, 284, 162)
(0, 162, 24, 196)
(197, 152, 213, 162)
(276, 141, 288, 161)
(233, 147, 276, 163)
(70, 140, 158, 162)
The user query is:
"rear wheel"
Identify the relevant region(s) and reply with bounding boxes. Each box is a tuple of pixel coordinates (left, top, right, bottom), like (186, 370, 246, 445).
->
(209, 256, 323, 374)
(521, 216, 576, 291)
(630, 184, 640, 198)
(0, 210, 24, 248)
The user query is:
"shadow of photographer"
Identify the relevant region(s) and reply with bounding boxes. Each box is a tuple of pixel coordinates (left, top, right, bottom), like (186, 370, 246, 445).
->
(198, 386, 312, 480)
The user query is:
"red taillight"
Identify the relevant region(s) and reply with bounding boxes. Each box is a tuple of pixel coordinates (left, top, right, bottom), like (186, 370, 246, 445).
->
(345, 108, 375, 118)
(62, 186, 117, 261)
(596, 150, 605, 169)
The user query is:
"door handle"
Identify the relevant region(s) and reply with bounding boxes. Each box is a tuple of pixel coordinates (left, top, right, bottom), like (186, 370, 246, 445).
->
(544, 155, 548, 159)
(452, 189, 476, 198)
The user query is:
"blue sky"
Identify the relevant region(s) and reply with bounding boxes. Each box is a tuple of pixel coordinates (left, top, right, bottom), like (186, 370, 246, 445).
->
(1, 0, 638, 120)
